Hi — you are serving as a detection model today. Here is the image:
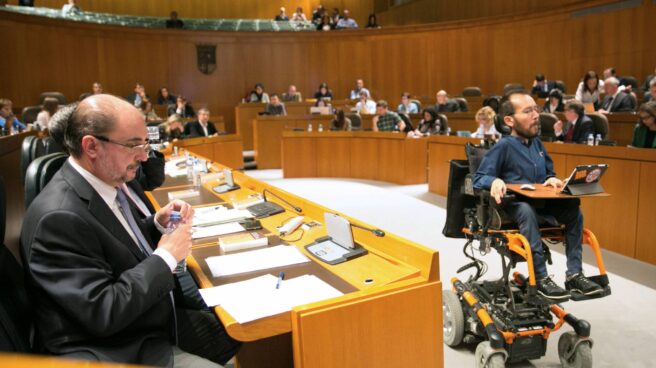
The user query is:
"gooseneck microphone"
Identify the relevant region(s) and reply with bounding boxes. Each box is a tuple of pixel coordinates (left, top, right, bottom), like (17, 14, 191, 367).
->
(350, 223, 386, 237)
(263, 188, 303, 213)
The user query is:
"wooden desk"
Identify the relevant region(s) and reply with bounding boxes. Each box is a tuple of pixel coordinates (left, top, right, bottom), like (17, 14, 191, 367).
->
(282, 131, 429, 185)
(169, 134, 243, 170)
(427, 135, 656, 265)
(0, 353, 145, 367)
(147, 156, 442, 368)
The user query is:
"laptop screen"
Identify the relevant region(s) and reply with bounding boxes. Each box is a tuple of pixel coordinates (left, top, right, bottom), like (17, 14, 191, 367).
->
(563, 164, 608, 186)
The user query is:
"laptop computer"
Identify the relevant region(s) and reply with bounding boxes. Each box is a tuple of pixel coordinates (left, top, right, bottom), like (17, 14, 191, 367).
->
(310, 106, 331, 115)
(561, 164, 608, 195)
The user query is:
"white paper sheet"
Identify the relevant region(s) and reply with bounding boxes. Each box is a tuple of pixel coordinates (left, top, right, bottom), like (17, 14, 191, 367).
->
(193, 206, 251, 227)
(192, 222, 245, 239)
(205, 245, 310, 277)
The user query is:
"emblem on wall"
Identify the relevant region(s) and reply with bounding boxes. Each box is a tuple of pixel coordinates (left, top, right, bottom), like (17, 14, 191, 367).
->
(196, 44, 217, 75)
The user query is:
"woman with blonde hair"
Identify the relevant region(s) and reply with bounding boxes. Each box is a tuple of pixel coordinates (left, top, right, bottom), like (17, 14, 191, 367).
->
(159, 114, 184, 142)
(471, 106, 499, 138)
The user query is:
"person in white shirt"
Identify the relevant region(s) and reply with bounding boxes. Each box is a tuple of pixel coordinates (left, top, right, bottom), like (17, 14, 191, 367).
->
(349, 79, 370, 100)
(574, 71, 604, 109)
(34, 97, 59, 131)
(335, 10, 358, 29)
(355, 91, 376, 114)
(471, 106, 500, 139)
(291, 6, 307, 21)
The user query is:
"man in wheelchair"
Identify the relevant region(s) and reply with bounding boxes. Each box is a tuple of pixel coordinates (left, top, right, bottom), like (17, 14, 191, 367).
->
(472, 91, 603, 300)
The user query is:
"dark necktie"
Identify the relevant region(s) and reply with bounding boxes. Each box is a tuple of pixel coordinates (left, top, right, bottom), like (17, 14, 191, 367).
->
(116, 188, 152, 256)
(604, 97, 614, 110)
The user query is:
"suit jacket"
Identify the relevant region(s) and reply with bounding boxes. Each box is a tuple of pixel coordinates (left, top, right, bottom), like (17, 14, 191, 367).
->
(184, 120, 218, 138)
(167, 104, 195, 118)
(20, 161, 176, 366)
(126, 93, 149, 106)
(531, 81, 556, 98)
(555, 115, 594, 143)
(434, 100, 460, 113)
(601, 91, 635, 112)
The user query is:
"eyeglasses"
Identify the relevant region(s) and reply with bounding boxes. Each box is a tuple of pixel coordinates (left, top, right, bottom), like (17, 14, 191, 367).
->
(514, 106, 541, 115)
(639, 114, 654, 121)
(93, 135, 151, 154)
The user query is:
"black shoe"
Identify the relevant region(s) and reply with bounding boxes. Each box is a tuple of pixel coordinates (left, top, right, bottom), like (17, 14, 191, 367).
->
(565, 273, 603, 296)
(537, 276, 570, 300)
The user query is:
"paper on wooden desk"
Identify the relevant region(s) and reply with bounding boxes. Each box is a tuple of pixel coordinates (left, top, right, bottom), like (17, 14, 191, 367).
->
(205, 245, 310, 277)
(192, 222, 245, 239)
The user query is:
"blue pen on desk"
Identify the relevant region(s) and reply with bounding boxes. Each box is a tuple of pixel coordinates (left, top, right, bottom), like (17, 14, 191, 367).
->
(276, 271, 285, 289)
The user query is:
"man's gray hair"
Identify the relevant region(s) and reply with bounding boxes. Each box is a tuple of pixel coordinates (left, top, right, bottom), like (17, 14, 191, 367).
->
(604, 77, 620, 86)
(65, 96, 118, 157)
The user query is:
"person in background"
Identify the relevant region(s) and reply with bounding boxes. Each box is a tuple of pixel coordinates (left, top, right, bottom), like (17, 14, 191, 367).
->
(599, 77, 635, 113)
(531, 74, 556, 98)
(167, 95, 195, 118)
(603, 67, 628, 90)
(397, 92, 419, 114)
(314, 83, 333, 100)
(317, 14, 332, 31)
(575, 71, 604, 109)
(315, 98, 333, 112)
(281, 85, 302, 102)
(312, 4, 325, 24)
(631, 101, 656, 148)
(408, 108, 445, 137)
(553, 100, 594, 144)
(127, 83, 148, 108)
(349, 79, 370, 100)
(471, 106, 499, 139)
(355, 91, 376, 114)
(330, 8, 341, 26)
(61, 0, 80, 16)
(641, 67, 656, 93)
(336, 9, 358, 29)
(291, 7, 307, 21)
(159, 114, 185, 143)
(92, 82, 103, 94)
(140, 99, 160, 123)
(264, 94, 287, 116)
(157, 87, 177, 105)
(330, 109, 352, 131)
(165, 11, 184, 29)
(184, 107, 218, 138)
(247, 83, 270, 103)
(543, 89, 564, 113)
(434, 90, 460, 112)
(365, 13, 380, 29)
(0, 98, 26, 134)
(644, 78, 656, 103)
(275, 7, 289, 21)
(35, 97, 59, 131)
(372, 100, 403, 132)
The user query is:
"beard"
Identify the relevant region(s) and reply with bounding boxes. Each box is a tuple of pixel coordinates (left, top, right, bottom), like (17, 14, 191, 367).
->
(513, 119, 539, 139)
(97, 150, 141, 185)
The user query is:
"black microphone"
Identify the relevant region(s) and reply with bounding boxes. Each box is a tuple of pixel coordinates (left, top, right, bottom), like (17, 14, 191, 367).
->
(350, 223, 385, 237)
(263, 188, 303, 213)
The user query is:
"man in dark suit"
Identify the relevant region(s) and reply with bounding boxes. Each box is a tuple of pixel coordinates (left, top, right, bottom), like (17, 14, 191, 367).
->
(167, 96, 195, 118)
(183, 107, 219, 138)
(434, 90, 460, 113)
(553, 100, 594, 143)
(599, 77, 636, 113)
(20, 95, 231, 367)
(126, 83, 149, 107)
(531, 73, 556, 98)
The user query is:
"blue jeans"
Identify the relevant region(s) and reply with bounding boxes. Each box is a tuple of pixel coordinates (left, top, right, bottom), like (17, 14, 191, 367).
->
(505, 199, 583, 279)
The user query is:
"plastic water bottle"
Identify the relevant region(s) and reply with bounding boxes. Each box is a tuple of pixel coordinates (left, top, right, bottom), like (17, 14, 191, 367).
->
(185, 153, 193, 182)
(172, 146, 179, 157)
(168, 211, 186, 274)
(587, 134, 594, 146)
(318, 123, 324, 132)
(192, 158, 201, 190)
(307, 122, 313, 132)
(447, 127, 452, 136)
(595, 134, 602, 146)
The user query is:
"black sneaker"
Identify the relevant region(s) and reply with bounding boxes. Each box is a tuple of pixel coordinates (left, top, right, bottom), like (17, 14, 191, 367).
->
(537, 276, 570, 300)
(565, 273, 603, 296)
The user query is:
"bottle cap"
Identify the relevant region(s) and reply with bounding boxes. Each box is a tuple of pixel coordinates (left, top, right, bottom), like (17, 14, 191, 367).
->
(170, 211, 182, 221)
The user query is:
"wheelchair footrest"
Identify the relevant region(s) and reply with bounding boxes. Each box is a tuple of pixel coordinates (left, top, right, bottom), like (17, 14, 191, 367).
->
(570, 285, 611, 301)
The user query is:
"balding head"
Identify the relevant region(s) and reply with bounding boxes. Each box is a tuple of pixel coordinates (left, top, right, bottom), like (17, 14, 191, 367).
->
(436, 90, 448, 104)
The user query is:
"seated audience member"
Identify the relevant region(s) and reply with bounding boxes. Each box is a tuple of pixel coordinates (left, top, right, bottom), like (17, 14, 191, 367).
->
(291, 7, 307, 22)
(631, 102, 656, 148)
(330, 8, 341, 25)
(264, 94, 287, 116)
(159, 114, 184, 142)
(61, 0, 80, 15)
(336, 9, 358, 29)
(21, 94, 239, 367)
(184, 107, 218, 138)
(434, 90, 460, 112)
(603, 67, 628, 89)
(641, 67, 656, 93)
(349, 79, 370, 100)
(331, 109, 352, 131)
(397, 92, 419, 114)
(575, 71, 604, 109)
(247, 83, 270, 103)
(645, 78, 656, 103)
(312, 4, 325, 24)
(281, 85, 302, 102)
(165, 11, 184, 29)
(355, 91, 376, 114)
(315, 98, 334, 114)
(92, 81, 103, 94)
(531, 73, 556, 97)
(275, 7, 289, 21)
(167, 95, 195, 118)
(553, 100, 594, 144)
(473, 91, 604, 300)
(157, 87, 177, 105)
(140, 99, 160, 122)
(127, 83, 149, 107)
(0, 98, 26, 134)
(34, 97, 59, 131)
(372, 100, 403, 132)
(408, 108, 445, 137)
(317, 14, 332, 31)
(365, 14, 380, 29)
(543, 89, 564, 113)
(599, 77, 635, 113)
(314, 83, 333, 100)
(471, 106, 500, 139)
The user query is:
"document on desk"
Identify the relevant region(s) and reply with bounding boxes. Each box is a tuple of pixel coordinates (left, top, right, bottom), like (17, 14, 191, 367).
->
(199, 274, 343, 323)
(193, 206, 252, 227)
(205, 245, 310, 277)
(165, 158, 188, 177)
(192, 222, 245, 239)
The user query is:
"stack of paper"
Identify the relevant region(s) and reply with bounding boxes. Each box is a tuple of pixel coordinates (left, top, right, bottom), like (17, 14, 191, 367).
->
(193, 206, 252, 227)
(192, 222, 245, 239)
(199, 274, 343, 323)
(219, 232, 268, 253)
(165, 158, 188, 177)
(205, 245, 310, 277)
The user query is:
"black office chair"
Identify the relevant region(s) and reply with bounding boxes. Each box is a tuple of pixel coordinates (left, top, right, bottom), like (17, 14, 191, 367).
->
(621, 76, 639, 90)
(554, 80, 567, 94)
(399, 113, 414, 133)
(454, 97, 469, 112)
(539, 112, 558, 141)
(482, 96, 502, 113)
(410, 99, 422, 112)
(21, 106, 42, 126)
(0, 176, 34, 353)
(347, 113, 362, 130)
(462, 87, 482, 97)
(437, 114, 449, 135)
(20, 136, 42, 183)
(494, 114, 511, 136)
(586, 112, 609, 140)
(42, 136, 65, 155)
(503, 83, 525, 95)
(38, 91, 66, 105)
(24, 152, 68, 209)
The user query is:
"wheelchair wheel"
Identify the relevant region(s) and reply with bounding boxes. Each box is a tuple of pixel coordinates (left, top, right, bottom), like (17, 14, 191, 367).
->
(442, 289, 465, 346)
(475, 341, 505, 368)
(558, 332, 592, 368)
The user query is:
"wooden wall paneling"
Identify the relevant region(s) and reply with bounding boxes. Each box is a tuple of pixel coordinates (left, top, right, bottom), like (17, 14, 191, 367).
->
(281, 137, 317, 178)
(315, 137, 351, 178)
(376, 137, 405, 183)
(635, 161, 656, 265)
(402, 138, 428, 184)
(349, 137, 379, 180)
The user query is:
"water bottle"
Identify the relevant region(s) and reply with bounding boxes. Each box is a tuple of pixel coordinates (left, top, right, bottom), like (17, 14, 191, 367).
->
(318, 123, 324, 132)
(192, 158, 201, 190)
(185, 153, 193, 182)
(168, 211, 187, 274)
(172, 146, 179, 157)
(307, 122, 313, 132)
(595, 134, 602, 146)
(446, 127, 452, 136)
(587, 134, 594, 146)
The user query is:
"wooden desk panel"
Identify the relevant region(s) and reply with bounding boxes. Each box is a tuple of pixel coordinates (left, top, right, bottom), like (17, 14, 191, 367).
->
(427, 136, 479, 195)
(170, 134, 243, 170)
(316, 137, 351, 178)
(350, 138, 379, 180)
(281, 137, 316, 178)
(377, 138, 405, 183)
(636, 162, 656, 264)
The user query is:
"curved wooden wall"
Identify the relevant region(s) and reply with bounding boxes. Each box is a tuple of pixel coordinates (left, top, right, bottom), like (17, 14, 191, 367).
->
(1, 1, 654, 133)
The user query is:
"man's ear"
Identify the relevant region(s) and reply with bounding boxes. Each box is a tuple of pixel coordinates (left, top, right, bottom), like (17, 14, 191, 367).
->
(80, 135, 101, 159)
(503, 115, 515, 129)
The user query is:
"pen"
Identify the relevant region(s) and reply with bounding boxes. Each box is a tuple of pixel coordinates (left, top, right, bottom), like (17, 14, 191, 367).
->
(275, 271, 285, 289)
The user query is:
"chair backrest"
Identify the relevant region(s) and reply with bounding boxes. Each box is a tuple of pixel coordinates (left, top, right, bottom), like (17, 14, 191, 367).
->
(503, 83, 525, 95)
(42, 136, 65, 155)
(462, 86, 482, 97)
(539, 112, 558, 140)
(627, 92, 638, 112)
(410, 99, 422, 112)
(347, 113, 362, 129)
(622, 76, 639, 90)
(20, 106, 41, 126)
(25, 152, 68, 209)
(438, 114, 449, 134)
(554, 80, 567, 94)
(30, 137, 45, 161)
(482, 95, 501, 113)
(399, 113, 413, 132)
(454, 97, 469, 112)
(494, 114, 511, 136)
(20, 136, 38, 183)
(38, 91, 66, 105)
(442, 159, 474, 239)
(586, 112, 609, 139)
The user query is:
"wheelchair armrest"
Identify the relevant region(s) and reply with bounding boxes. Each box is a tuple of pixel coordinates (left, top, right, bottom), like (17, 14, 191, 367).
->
(473, 188, 516, 207)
